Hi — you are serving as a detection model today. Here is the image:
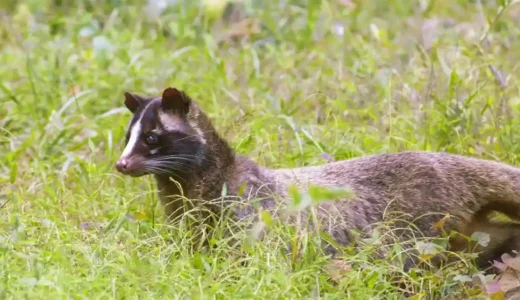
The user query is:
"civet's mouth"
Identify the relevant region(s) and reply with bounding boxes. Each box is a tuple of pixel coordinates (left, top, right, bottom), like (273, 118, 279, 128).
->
(115, 156, 147, 177)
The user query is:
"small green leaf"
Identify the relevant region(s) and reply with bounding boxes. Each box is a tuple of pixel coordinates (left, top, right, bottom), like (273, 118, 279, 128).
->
(288, 184, 302, 207)
(192, 253, 204, 271)
(366, 271, 379, 289)
(320, 231, 342, 251)
(221, 182, 227, 198)
(9, 162, 17, 184)
(237, 182, 247, 196)
(409, 293, 425, 300)
(416, 241, 443, 261)
(471, 231, 490, 247)
(260, 210, 273, 227)
(392, 243, 403, 259)
(453, 274, 473, 283)
(308, 185, 353, 203)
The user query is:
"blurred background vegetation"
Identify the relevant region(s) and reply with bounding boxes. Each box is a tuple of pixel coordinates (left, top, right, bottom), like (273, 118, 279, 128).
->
(1, 0, 520, 298)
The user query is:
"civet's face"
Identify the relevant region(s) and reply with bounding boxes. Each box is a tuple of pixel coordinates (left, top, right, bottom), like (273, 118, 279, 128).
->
(115, 88, 204, 178)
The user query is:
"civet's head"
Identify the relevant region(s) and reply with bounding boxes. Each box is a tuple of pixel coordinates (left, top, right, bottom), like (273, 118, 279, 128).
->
(115, 87, 207, 178)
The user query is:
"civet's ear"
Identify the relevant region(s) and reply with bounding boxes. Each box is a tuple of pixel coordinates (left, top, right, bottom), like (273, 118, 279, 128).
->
(123, 92, 144, 113)
(161, 87, 191, 115)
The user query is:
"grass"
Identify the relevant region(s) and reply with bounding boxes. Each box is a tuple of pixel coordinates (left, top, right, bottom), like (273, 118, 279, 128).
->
(1, 0, 520, 298)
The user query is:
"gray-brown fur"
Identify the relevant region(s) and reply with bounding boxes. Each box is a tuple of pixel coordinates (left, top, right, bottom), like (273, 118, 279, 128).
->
(116, 87, 520, 270)
(271, 152, 520, 236)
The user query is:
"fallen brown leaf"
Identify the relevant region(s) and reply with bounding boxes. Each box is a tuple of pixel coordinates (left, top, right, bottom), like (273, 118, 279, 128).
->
(497, 268, 520, 294)
(323, 259, 352, 283)
(69, 85, 81, 95)
(505, 286, 520, 300)
(494, 260, 509, 272)
(492, 253, 520, 299)
(502, 254, 520, 272)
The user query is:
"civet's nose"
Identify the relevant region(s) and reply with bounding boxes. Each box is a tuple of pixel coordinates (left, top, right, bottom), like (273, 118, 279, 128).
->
(115, 158, 129, 173)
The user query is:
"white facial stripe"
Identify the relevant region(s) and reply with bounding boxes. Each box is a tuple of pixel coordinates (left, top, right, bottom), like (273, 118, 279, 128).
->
(120, 121, 141, 158)
(119, 101, 153, 159)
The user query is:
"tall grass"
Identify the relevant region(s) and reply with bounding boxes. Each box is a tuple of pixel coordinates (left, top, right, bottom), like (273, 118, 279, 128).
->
(1, 0, 520, 298)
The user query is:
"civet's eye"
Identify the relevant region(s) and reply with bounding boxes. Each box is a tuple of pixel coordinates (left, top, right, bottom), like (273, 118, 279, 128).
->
(145, 134, 159, 146)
